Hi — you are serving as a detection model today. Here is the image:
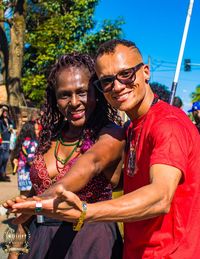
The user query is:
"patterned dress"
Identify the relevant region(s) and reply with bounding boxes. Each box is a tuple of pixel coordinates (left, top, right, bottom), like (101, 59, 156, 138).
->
(17, 137, 38, 191)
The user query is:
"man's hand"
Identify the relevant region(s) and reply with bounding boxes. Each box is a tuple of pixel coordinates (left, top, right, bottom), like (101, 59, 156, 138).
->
(12, 185, 83, 224)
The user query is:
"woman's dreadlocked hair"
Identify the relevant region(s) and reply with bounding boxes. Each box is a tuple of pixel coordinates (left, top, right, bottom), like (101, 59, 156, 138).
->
(38, 53, 122, 154)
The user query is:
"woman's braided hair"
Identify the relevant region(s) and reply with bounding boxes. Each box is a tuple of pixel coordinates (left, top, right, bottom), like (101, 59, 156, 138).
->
(38, 53, 122, 154)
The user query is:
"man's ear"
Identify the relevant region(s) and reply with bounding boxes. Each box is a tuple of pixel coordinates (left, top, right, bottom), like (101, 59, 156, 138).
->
(143, 64, 150, 83)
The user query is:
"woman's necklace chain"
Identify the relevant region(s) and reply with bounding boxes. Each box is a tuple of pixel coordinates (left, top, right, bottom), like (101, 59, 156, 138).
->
(59, 136, 80, 146)
(126, 96, 159, 177)
(54, 138, 80, 166)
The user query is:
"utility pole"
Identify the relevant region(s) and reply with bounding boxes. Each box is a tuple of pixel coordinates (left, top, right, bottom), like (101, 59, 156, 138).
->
(169, 0, 195, 105)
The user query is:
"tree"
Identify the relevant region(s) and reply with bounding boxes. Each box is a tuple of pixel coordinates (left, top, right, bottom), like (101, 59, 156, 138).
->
(0, 0, 9, 101)
(191, 85, 200, 102)
(0, 0, 124, 106)
(8, 0, 26, 106)
(0, 0, 27, 106)
(22, 0, 124, 105)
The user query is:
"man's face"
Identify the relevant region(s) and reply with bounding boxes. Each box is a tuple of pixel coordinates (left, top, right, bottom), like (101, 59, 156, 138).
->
(192, 110, 200, 124)
(95, 44, 150, 114)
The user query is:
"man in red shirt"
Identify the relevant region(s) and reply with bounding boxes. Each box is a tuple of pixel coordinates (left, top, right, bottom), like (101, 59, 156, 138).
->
(11, 39, 200, 258)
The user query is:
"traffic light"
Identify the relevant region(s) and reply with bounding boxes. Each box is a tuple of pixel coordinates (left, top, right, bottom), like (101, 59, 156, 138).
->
(184, 59, 191, 71)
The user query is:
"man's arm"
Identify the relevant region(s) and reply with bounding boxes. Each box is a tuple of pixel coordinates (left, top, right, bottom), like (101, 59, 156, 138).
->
(86, 164, 182, 222)
(11, 164, 182, 224)
(39, 124, 125, 197)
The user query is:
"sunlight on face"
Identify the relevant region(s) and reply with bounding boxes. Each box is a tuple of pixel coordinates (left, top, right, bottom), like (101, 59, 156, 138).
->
(56, 67, 96, 128)
(95, 45, 150, 116)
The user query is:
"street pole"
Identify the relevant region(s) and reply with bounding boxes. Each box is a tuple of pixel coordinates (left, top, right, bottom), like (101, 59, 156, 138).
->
(169, 0, 195, 105)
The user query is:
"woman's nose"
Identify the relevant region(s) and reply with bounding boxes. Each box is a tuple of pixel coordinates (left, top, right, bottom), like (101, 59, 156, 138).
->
(70, 94, 80, 107)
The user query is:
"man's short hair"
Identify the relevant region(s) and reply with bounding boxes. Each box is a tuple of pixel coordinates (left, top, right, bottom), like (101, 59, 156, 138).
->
(173, 96, 183, 108)
(96, 39, 141, 59)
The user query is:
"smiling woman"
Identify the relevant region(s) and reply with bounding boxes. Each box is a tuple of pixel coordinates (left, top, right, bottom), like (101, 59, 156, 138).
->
(55, 66, 96, 129)
(5, 53, 125, 259)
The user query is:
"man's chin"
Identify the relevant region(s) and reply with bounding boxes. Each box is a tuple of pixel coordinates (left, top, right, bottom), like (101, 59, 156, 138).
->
(112, 101, 132, 112)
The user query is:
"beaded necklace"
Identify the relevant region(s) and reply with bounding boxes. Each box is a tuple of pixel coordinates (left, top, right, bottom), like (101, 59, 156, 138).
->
(54, 138, 80, 165)
(59, 137, 80, 147)
(54, 129, 94, 174)
(126, 96, 159, 177)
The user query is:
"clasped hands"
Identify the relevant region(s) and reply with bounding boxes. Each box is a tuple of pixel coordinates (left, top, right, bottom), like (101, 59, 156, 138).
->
(3, 185, 83, 224)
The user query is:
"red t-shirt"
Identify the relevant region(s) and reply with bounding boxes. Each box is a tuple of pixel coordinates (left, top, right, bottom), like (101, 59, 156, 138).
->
(123, 100, 200, 258)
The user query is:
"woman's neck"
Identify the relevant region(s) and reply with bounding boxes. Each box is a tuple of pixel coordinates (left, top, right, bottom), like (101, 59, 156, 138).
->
(61, 125, 83, 141)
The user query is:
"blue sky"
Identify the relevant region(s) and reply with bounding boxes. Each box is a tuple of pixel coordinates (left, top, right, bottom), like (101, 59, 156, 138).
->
(94, 0, 200, 112)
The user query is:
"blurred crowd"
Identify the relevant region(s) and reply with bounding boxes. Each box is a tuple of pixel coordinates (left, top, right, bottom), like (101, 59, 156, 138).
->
(0, 105, 43, 187)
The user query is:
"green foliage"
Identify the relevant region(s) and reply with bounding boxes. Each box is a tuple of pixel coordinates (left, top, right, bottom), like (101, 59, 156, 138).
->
(22, 0, 124, 104)
(190, 85, 200, 102)
(22, 73, 46, 102)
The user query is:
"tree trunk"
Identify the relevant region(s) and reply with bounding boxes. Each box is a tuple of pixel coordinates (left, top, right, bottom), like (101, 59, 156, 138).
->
(8, 0, 26, 106)
(0, 0, 9, 103)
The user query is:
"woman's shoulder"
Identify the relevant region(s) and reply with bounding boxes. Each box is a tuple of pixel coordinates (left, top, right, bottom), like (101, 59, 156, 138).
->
(102, 121, 124, 130)
(98, 122, 125, 141)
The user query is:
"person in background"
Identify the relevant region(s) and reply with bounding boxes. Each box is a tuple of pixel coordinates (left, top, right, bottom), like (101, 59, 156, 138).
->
(150, 83, 170, 103)
(0, 105, 15, 181)
(172, 96, 183, 109)
(12, 121, 38, 196)
(30, 110, 42, 138)
(11, 39, 200, 259)
(5, 53, 124, 259)
(188, 101, 200, 133)
(9, 125, 17, 153)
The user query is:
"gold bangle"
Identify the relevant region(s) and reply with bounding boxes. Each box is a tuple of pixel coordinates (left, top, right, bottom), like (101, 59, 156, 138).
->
(73, 202, 87, 231)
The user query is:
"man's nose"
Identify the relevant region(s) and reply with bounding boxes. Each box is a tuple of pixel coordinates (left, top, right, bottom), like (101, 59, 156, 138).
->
(112, 79, 126, 92)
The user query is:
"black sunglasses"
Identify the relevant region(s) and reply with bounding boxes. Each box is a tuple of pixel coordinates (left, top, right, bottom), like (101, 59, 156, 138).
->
(94, 62, 144, 93)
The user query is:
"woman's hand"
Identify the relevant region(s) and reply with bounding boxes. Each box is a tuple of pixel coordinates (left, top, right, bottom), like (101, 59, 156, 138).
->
(12, 185, 83, 224)
(13, 159, 18, 166)
(3, 195, 28, 211)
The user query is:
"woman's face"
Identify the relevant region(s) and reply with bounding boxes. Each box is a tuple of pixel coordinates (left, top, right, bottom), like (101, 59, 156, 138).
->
(55, 66, 96, 128)
(2, 110, 8, 117)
